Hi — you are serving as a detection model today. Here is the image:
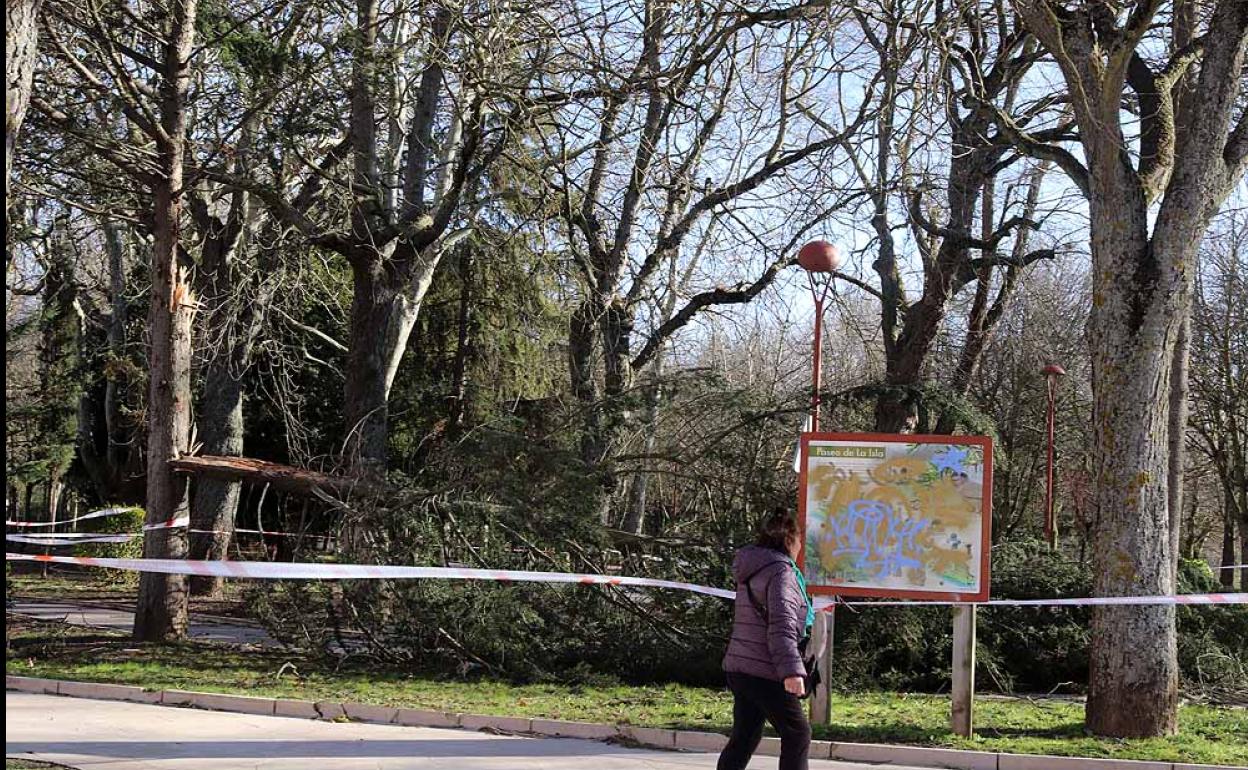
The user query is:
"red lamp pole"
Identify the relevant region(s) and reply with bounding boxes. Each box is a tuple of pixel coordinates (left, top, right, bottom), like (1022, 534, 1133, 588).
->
(798, 241, 842, 432)
(811, 293, 825, 431)
(1042, 363, 1066, 549)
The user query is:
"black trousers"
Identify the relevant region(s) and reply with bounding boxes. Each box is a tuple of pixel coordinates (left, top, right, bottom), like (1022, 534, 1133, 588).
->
(716, 672, 811, 770)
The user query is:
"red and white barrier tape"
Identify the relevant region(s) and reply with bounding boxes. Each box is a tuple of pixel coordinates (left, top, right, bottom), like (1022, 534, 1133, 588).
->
(6, 507, 139, 529)
(5, 515, 184, 543)
(144, 515, 190, 530)
(6, 553, 1247, 607)
(8, 531, 136, 540)
(8, 523, 331, 547)
(4, 553, 736, 599)
(7, 534, 137, 546)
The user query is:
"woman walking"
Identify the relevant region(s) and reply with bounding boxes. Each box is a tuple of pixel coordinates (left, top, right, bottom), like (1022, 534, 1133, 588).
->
(718, 507, 815, 770)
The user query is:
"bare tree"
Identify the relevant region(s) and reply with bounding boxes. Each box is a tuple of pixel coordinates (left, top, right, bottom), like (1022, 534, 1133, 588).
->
(1010, 0, 1248, 737)
(204, 1, 545, 476)
(538, 1, 874, 524)
(131, 0, 199, 641)
(37, 0, 204, 640)
(1189, 208, 1248, 590)
(180, 4, 316, 596)
(833, 0, 1064, 433)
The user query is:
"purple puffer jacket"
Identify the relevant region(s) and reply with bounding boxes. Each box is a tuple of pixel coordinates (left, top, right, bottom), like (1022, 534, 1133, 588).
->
(722, 544, 808, 682)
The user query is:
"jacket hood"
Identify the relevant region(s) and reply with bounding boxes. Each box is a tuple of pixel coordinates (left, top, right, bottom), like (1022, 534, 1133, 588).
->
(733, 544, 790, 583)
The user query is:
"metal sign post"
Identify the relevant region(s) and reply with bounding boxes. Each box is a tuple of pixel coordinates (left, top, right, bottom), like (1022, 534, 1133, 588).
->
(809, 609, 835, 724)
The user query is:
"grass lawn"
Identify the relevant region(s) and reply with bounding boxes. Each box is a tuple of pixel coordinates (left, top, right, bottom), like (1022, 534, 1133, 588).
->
(7, 569, 138, 602)
(7, 617, 1246, 766)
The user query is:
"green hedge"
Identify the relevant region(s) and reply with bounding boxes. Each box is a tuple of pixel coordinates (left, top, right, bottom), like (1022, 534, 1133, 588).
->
(73, 506, 145, 586)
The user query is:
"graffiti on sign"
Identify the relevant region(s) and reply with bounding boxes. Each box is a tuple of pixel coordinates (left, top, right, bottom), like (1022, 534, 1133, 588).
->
(800, 435, 991, 600)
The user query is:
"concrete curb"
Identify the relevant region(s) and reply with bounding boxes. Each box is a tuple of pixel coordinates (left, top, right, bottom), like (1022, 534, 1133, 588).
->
(7, 676, 1243, 770)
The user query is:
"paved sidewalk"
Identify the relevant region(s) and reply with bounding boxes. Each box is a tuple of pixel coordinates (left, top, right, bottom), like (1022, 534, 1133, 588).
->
(5, 693, 931, 770)
(9, 601, 275, 646)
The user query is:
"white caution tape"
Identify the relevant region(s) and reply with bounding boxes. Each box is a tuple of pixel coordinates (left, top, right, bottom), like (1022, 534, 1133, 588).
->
(6, 507, 139, 529)
(6, 553, 1248, 608)
(2, 554, 737, 599)
(9, 525, 331, 542)
(7, 530, 136, 540)
(7, 534, 137, 546)
(143, 515, 190, 530)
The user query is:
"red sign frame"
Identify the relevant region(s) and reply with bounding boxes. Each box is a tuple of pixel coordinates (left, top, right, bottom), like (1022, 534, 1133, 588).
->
(796, 432, 993, 603)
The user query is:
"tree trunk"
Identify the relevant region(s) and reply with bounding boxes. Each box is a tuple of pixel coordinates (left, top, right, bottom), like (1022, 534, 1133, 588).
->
(47, 477, 62, 523)
(187, 234, 272, 596)
(342, 259, 424, 474)
(875, 334, 931, 433)
(1166, 315, 1190, 586)
(595, 300, 634, 523)
(103, 221, 133, 482)
(447, 248, 474, 430)
(188, 357, 244, 597)
(621, 364, 661, 534)
(1084, 216, 1182, 737)
(5, 0, 41, 203)
(133, 0, 197, 643)
(875, 150, 991, 434)
(569, 296, 630, 523)
(79, 220, 137, 503)
(1219, 482, 1236, 588)
(570, 299, 604, 449)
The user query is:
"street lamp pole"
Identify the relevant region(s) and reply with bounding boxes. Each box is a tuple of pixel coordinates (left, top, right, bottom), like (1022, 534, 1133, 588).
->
(799, 241, 843, 432)
(797, 239, 843, 728)
(1042, 363, 1066, 549)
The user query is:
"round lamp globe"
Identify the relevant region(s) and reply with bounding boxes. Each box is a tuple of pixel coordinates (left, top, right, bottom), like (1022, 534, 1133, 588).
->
(797, 240, 844, 273)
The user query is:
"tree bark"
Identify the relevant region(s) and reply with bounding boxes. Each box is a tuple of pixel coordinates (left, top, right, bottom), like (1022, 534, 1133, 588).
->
(187, 226, 271, 596)
(79, 220, 140, 503)
(1084, 207, 1183, 738)
(133, 0, 198, 643)
(1220, 479, 1236, 588)
(188, 356, 244, 597)
(5, 0, 41, 203)
(173, 455, 382, 498)
(621, 363, 662, 534)
(103, 221, 133, 479)
(447, 247, 474, 430)
(1011, 0, 1248, 736)
(1166, 315, 1190, 586)
(342, 258, 428, 473)
(568, 298, 613, 521)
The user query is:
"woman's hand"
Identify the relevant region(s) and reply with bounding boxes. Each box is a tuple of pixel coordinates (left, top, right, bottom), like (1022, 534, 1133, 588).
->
(783, 676, 805, 697)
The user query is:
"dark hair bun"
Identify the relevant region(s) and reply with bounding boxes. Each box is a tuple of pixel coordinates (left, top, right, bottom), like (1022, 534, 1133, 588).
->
(756, 506, 800, 553)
